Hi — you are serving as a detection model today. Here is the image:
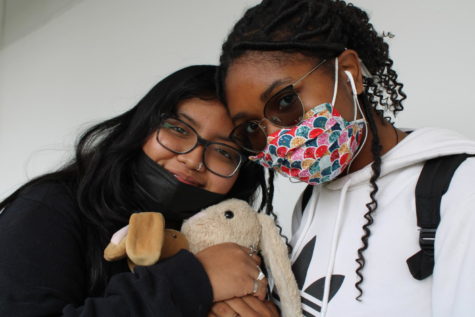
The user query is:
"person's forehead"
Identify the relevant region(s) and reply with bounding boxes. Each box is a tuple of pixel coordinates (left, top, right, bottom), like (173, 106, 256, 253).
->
(224, 57, 316, 118)
(176, 98, 234, 139)
(226, 55, 318, 92)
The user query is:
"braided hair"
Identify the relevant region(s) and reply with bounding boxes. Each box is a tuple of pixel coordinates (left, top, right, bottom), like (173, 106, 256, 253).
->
(219, 0, 406, 299)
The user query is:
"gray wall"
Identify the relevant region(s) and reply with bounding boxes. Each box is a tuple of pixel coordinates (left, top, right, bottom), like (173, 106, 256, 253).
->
(1, 0, 474, 235)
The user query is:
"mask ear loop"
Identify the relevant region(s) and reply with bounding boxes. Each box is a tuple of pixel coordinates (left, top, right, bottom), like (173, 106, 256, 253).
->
(331, 58, 339, 106)
(344, 70, 368, 173)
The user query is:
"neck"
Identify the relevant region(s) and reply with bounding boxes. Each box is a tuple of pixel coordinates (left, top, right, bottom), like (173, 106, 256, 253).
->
(348, 112, 407, 173)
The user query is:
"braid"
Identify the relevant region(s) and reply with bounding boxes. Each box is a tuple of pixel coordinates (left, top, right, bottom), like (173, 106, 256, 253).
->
(265, 169, 275, 216)
(220, 0, 404, 296)
(264, 170, 292, 253)
(354, 93, 383, 300)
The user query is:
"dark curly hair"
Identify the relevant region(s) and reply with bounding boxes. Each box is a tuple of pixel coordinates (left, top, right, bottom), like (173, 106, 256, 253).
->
(219, 0, 407, 300)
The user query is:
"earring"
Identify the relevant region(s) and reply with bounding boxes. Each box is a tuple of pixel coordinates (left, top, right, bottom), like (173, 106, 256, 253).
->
(194, 162, 203, 171)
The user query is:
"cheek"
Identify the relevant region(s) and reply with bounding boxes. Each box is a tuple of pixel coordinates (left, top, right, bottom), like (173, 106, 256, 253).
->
(298, 79, 336, 113)
(299, 74, 355, 121)
(226, 102, 241, 119)
(205, 173, 238, 194)
(142, 133, 174, 163)
(224, 74, 267, 119)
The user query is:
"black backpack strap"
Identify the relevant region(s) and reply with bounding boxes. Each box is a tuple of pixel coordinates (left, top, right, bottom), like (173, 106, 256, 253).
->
(301, 185, 313, 213)
(407, 154, 472, 280)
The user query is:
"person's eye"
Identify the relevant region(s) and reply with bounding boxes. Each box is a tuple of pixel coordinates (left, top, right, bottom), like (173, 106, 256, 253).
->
(277, 93, 297, 111)
(245, 121, 260, 133)
(164, 122, 189, 136)
(172, 126, 188, 135)
(216, 147, 233, 160)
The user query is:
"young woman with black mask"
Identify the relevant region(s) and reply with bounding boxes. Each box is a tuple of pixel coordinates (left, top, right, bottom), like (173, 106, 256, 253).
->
(214, 1, 475, 316)
(0, 65, 272, 316)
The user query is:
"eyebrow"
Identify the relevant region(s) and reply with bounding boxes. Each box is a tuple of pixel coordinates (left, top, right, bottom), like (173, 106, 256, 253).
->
(231, 112, 251, 124)
(177, 111, 235, 143)
(260, 78, 293, 102)
(231, 77, 293, 123)
(177, 112, 199, 129)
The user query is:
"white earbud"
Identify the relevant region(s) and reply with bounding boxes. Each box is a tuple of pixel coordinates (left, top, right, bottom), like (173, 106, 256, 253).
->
(344, 70, 358, 96)
(342, 69, 368, 173)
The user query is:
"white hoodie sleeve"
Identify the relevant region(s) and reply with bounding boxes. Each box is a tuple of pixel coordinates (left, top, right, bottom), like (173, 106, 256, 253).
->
(433, 159, 475, 317)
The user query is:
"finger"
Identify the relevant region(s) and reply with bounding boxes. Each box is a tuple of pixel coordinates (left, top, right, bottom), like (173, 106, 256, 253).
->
(242, 296, 275, 316)
(255, 265, 265, 281)
(251, 277, 268, 301)
(211, 301, 239, 317)
(225, 297, 258, 316)
(208, 313, 218, 317)
(248, 244, 258, 256)
(258, 277, 268, 301)
(239, 246, 262, 266)
(264, 300, 280, 315)
(249, 253, 262, 266)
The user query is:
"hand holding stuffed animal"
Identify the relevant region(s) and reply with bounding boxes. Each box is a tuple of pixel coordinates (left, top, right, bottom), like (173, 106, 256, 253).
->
(181, 199, 303, 317)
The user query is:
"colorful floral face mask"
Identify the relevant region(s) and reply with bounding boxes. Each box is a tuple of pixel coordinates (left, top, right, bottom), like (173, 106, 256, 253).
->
(249, 59, 367, 185)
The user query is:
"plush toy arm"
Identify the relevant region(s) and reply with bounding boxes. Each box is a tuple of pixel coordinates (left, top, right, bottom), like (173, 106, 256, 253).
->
(104, 225, 129, 261)
(126, 212, 166, 266)
(258, 213, 303, 317)
(104, 212, 189, 272)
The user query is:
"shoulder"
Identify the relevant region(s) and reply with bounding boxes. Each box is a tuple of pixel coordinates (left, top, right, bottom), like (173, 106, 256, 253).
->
(442, 155, 475, 209)
(20, 180, 75, 203)
(433, 157, 475, 308)
(1, 180, 81, 229)
(436, 155, 475, 241)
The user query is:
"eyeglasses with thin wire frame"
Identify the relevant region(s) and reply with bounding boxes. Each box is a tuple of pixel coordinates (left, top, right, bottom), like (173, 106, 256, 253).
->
(157, 115, 246, 178)
(230, 59, 327, 153)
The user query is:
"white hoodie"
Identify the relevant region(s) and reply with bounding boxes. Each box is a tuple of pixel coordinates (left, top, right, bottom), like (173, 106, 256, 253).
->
(289, 127, 475, 317)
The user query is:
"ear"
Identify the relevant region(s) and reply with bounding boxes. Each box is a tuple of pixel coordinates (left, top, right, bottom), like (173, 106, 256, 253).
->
(338, 49, 364, 94)
(257, 214, 303, 317)
(126, 212, 165, 266)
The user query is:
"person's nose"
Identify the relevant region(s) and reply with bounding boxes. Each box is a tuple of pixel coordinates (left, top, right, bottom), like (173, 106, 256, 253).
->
(261, 118, 282, 137)
(177, 145, 204, 171)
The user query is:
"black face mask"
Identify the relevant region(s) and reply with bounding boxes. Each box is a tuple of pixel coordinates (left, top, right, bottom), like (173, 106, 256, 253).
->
(132, 151, 227, 229)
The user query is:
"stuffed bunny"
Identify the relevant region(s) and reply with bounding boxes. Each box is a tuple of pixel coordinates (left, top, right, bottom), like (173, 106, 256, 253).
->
(181, 199, 303, 317)
(104, 199, 303, 317)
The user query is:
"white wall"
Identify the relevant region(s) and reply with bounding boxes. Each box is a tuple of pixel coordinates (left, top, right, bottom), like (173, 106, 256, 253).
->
(1, 0, 475, 236)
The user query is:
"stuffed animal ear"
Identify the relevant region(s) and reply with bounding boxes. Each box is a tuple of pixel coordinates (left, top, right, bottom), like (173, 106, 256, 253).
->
(257, 213, 303, 317)
(160, 229, 189, 259)
(104, 225, 129, 261)
(126, 212, 165, 266)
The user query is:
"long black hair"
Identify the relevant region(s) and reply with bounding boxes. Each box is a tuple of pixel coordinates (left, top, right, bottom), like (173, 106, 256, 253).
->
(0, 65, 270, 295)
(219, 0, 407, 299)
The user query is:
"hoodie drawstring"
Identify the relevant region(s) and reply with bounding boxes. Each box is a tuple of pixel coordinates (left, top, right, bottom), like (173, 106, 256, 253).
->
(321, 178, 352, 317)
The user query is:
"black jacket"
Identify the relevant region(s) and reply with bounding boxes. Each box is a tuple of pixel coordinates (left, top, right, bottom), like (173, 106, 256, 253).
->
(0, 182, 213, 316)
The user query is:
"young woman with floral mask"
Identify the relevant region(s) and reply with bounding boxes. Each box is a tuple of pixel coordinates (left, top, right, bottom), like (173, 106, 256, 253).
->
(0, 65, 273, 316)
(213, 1, 475, 316)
